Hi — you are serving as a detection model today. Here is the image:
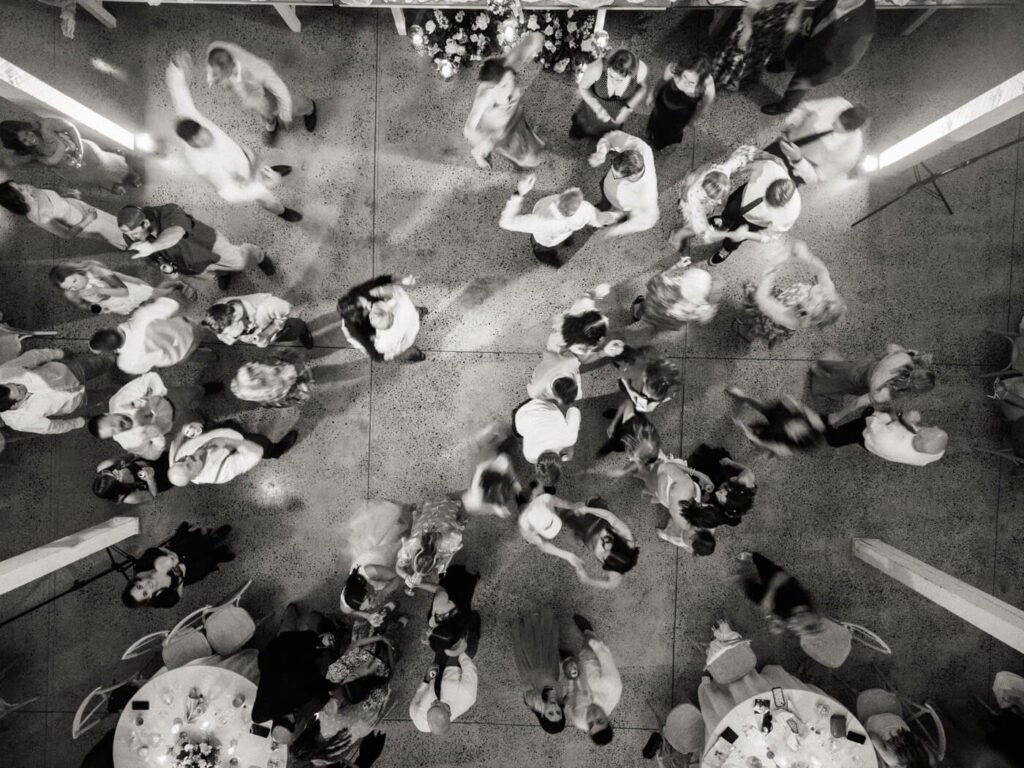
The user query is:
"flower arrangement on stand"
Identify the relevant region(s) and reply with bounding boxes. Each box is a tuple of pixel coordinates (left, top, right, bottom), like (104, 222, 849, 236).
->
(408, 0, 605, 81)
(173, 733, 220, 768)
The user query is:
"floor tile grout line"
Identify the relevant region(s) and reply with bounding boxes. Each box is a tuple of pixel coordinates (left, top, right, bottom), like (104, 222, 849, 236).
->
(988, 113, 1023, 688)
(366, 10, 382, 501)
(378, 716, 656, 730)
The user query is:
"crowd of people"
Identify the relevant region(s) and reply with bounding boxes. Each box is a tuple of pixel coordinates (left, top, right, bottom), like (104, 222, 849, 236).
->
(0, 1, 958, 765)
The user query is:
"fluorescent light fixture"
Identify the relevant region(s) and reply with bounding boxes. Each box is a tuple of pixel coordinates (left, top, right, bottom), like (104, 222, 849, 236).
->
(0, 56, 135, 149)
(875, 70, 1024, 171)
(859, 154, 879, 174)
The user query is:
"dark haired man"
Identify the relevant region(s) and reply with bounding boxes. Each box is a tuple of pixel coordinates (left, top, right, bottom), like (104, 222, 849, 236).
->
(165, 50, 301, 222)
(588, 130, 659, 237)
(118, 203, 272, 290)
(0, 348, 113, 434)
(766, 97, 868, 184)
(709, 156, 802, 265)
(563, 614, 621, 745)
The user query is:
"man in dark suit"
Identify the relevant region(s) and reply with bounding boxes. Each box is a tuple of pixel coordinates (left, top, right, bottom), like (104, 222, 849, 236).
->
(762, 0, 876, 115)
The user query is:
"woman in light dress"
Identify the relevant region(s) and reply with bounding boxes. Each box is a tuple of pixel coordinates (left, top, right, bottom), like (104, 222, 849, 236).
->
(464, 32, 546, 171)
(395, 499, 466, 594)
(0, 181, 124, 248)
(339, 500, 410, 629)
(0, 117, 141, 194)
(49, 260, 189, 316)
(512, 609, 566, 734)
(734, 240, 846, 347)
(630, 257, 719, 332)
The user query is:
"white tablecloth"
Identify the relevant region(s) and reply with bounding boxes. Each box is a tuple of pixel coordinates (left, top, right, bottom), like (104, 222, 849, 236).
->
(702, 687, 876, 768)
(113, 665, 286, 768)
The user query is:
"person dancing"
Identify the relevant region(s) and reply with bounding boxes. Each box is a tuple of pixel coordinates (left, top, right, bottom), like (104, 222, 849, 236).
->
(464, 32, 546, 172)
(165, 50, 302, 222)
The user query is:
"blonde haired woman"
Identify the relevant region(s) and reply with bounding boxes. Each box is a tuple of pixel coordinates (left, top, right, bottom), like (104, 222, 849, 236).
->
(631, 257, 719, 331)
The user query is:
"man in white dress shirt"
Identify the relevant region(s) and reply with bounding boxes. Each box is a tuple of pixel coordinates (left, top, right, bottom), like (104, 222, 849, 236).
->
(0, 348, 113, 435)
(588, 130, 659, 237)
(710, 156, 801, 265)
(166, 50, 302, 222)
(89, 297, 204, 375)
(203, 294, 314, 349)
(206, 41, 318, 144)
(88, 372, 210, 459)
(766, 98, 867, 185)
(825, 408, 947, 466)
(499, 173, 616, 267)
(409, 653, 479, 735)
(166, 424, 298, 486)
(563, 614, 621, 745)
(514, 397, 581, 465)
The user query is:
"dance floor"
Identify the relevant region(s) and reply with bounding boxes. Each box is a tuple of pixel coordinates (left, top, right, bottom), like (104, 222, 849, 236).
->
(1, 2, 1023, 765)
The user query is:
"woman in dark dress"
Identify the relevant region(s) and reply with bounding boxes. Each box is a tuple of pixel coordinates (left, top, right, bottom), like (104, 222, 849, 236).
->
(93, 454, 173, 504)
(570, 49, 649, 140)
(726, 386, 825, 457)
(121, 522, 235, 608)
(646, 55, 716, 151)
(687, 444, 757, 523)
(738, 550, 823, 638)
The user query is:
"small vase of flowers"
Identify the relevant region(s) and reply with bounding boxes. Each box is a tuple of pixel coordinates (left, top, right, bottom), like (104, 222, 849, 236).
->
(174, 733, 220, 768)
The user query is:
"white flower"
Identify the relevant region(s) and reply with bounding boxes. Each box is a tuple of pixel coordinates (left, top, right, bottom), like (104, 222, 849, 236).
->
(445, 40, 459, 54)
(526, 14, 538, 29)
(567, 9, 574, 16)
(544, 40, 555, 50)
(568, 39, 576, 48)
(425, 19, 436, 31)
(455, 10, 464, 20)
(580, 38, 593, 52)
(475, 13, 489, 28)
(567, 21, 577, 31)
(543, 24, 553, 34)
(553, 58, 569, 73)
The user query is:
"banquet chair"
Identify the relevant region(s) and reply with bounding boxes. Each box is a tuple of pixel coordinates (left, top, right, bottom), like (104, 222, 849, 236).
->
(121, 606, 214, 670)
(642, 702, 705, 767)
(870, 669, 948, 763)
(800, 618, 891, 669)
(705, 639, 757, 685)
(72, 671, 144, 739)
(204, 580, 257, 655)
(0, 693, 40, 720)
(982, 316, 1024, 379)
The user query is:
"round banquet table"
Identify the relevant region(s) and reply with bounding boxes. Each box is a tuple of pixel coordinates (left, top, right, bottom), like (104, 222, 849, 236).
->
(112, 664, 286, 768)
(701, 688, 877, 768)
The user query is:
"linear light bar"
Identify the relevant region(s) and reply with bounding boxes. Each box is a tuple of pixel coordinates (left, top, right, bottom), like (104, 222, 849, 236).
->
(876, 70, 1024, 172)
(0, 57, 136, 149)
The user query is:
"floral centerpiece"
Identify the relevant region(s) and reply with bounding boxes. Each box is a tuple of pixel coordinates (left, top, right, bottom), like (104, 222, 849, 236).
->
(409, 0, 601, 80)
(174, 733, 220, 768)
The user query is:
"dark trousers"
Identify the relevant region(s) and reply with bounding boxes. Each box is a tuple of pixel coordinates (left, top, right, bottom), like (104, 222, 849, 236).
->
(63, 353, 115, 385)
(272, 317, 311, 343)
(435, 610, 481, 668)
(743, 552, 811, 620)
(718, 184, 766, 254)
(824, 410, 870, 449)
(532, 234, 574, 268)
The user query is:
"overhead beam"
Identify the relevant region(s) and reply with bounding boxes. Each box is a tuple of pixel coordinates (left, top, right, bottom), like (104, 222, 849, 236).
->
(275, 3, 302, 32)
(78, 0, 117, 28)
(0, 517, 139, 595)
(853, 538, 1024, 654)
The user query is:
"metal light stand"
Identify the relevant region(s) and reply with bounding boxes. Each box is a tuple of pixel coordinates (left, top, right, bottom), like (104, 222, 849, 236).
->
(851, 134, 1024, 228)
(0, 546, 137, 630)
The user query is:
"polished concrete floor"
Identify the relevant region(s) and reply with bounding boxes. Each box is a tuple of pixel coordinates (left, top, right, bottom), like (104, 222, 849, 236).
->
(1, 1, 1023, 766)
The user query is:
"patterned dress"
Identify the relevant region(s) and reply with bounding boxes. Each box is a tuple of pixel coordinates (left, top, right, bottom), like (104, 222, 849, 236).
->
(711, 2, 798, 91)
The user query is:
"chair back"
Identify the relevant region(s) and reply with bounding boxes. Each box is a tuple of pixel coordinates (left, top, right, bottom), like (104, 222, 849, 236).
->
(161, 630, 213, 670)
(121, 631, 169, 661)
(706, 641, 757, 685)
(216, 580, 253, 610)
(0, 694, 40, 720)
(856, 688, 902, 722)
(799, 618, 852, 669)
(72, 672, 143, 740)
(842, 622, 892, 655)
(204, 605, 256, 656)
(662, 703, 705, 758)
(905, 701, 946, 762)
